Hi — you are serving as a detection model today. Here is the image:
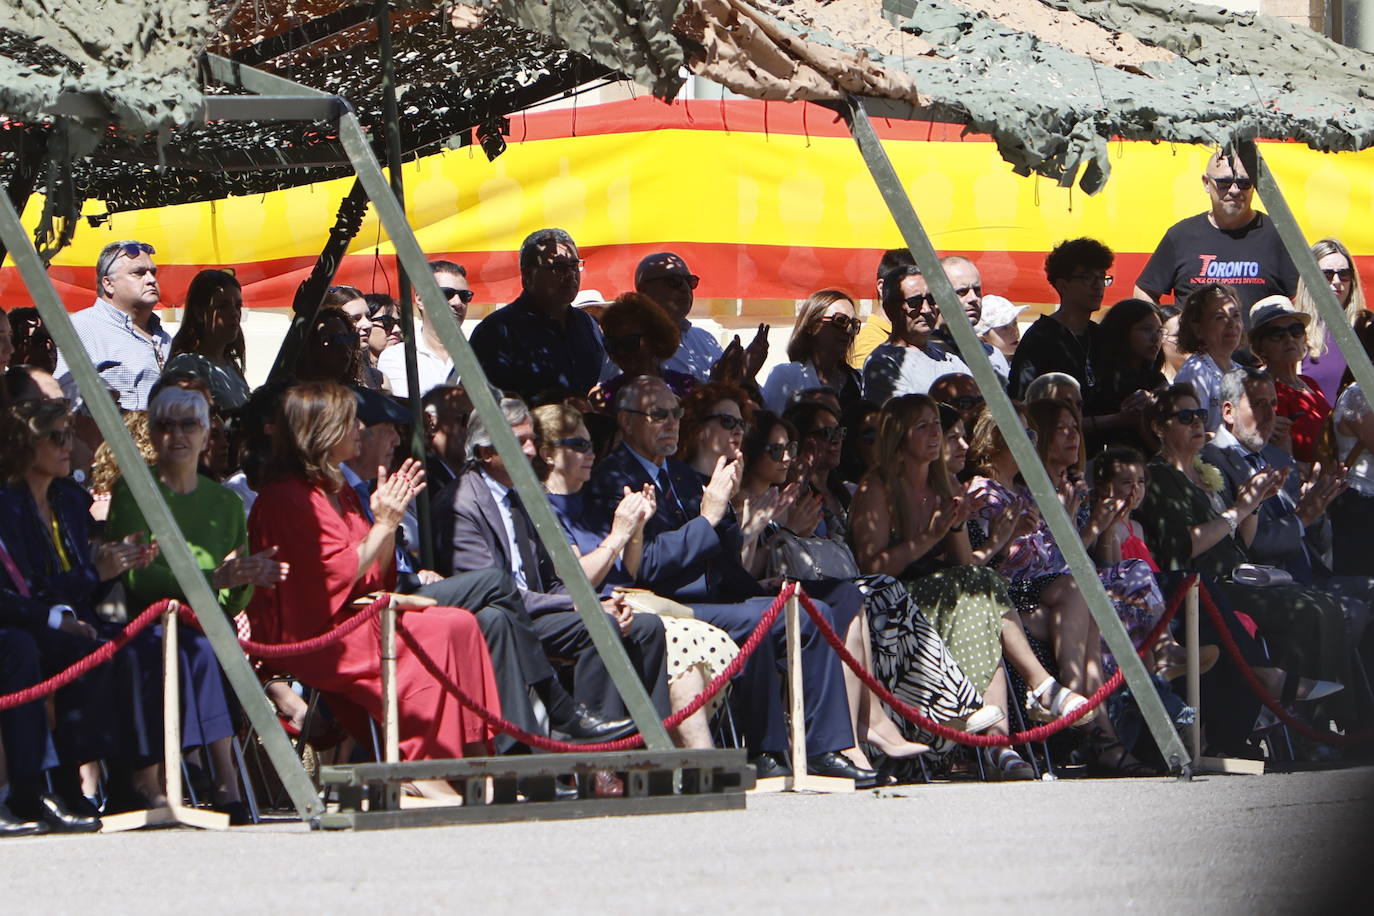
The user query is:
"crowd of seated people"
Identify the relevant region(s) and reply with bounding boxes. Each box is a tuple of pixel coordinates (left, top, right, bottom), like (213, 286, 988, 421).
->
(2, 147, 1373, 833)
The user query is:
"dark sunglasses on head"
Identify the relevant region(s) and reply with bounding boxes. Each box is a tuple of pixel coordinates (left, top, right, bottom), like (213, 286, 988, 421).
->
(152, 417, 204, 434)
(42, 428, 75, 448)
(1321, 268, 1354, 283)
(648, 273, 699, 290)
(764, 441, 799, 461)
(556, 436, 594, 454)
(818, 314, 859, 335)
(623, 405, 684, 423)
(903, 293, 936, 312)
(707, 413, 749, 432)
(117, 242, 155, 258)
(1258, 321, 1306, 341)
(1167, 408, 1208, 426)
(807, 425, 846, 442)
(603, 332, 644, 353)
(1210, 177, 1253, 192)
(946, 395, 985, 411)
(440, 286, 475, 304)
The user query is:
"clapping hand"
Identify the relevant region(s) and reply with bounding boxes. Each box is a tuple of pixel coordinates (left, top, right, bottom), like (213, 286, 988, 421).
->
(95, 533, 159, 582)
(371, 458, 426, 528)
(783, 482, 823, 537)
(740, 485, 788, 540)
(700, 455, 743, 526)
(213, 545, 289, 590)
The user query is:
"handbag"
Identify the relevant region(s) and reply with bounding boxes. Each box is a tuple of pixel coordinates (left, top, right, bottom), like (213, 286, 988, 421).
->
(766, 529, 860, 581)
(613, 587, 695, 619)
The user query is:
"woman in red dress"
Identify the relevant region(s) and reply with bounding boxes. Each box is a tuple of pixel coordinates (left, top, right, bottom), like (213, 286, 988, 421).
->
(246, 381, 499, 794)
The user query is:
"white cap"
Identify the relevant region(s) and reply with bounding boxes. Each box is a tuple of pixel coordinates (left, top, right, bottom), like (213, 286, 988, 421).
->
(975, 294, 1029, 335)
(572, 289, 612, 308)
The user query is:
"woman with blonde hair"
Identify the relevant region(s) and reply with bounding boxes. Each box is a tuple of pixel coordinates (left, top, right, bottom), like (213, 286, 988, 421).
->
(1294, 237, 1366, 399)
(761, 289, 863, 414)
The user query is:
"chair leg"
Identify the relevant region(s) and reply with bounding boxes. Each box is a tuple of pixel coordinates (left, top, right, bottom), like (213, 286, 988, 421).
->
(181, 757, 200, 808)
(1009, 700, 1043, 780)
(232, 736, 262, 824)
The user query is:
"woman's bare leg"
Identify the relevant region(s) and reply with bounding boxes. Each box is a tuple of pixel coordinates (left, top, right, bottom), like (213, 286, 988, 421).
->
(667, 668, 715, 749)
(207, 737, 242, 805)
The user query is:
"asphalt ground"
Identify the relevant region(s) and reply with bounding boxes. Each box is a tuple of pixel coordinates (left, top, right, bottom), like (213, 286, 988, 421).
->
(5, 766, 1371, 914)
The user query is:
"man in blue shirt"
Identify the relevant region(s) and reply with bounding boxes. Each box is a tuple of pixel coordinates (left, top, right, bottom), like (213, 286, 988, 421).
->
(470, 228, 612, 401)
(54, 240, 170, 411)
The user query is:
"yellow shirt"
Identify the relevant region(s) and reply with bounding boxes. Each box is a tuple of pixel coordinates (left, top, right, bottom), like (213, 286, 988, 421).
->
(849, 313, 892, 370)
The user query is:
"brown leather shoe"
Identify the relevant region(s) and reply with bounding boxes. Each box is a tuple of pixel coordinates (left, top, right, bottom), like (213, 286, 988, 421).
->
(592, 770, 624, 798)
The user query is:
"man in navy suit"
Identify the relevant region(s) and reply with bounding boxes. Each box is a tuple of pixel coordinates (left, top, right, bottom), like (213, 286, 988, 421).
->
(584, 376, 876, 785)
(432, 397, 670, 728)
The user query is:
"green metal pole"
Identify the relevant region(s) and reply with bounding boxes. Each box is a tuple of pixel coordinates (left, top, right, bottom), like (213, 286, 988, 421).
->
(842, 96, 1190, 775)
(1250, 143, 1374, 405)
(0, 193, 326, 821)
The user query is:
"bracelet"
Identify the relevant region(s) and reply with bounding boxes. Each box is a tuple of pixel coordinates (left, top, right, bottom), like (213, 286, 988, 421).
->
(1222, 511, 1238, 536)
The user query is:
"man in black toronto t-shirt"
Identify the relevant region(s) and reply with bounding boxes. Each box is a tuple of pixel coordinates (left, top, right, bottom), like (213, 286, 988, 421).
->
(1134, 147, 1296, 324)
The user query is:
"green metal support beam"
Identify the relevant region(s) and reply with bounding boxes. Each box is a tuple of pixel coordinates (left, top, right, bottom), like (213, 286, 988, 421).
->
(0, 194, 326, 822)
(842, 96, 1191, 774)
(201, 53, 674, 750)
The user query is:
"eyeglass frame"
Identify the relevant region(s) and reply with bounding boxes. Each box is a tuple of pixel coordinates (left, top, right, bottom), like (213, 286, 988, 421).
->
(621, 405, 685, 423)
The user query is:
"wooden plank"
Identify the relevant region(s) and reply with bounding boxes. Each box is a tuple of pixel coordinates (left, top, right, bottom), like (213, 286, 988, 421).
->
(1197, 756, 1266, 776)
(320, 749, 748, 787)
(318, 792, 746, 831)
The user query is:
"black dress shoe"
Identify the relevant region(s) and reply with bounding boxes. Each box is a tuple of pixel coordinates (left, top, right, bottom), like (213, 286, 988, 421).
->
(807, 752, 880, 789)
(749, 751, 792, 779)
(558, 704, 636, 742)
(26, 793, 101, 833)
(0, 804, 47, 838)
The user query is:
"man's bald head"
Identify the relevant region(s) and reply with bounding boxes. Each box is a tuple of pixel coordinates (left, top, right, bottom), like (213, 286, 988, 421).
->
(634, 252, 697, 325)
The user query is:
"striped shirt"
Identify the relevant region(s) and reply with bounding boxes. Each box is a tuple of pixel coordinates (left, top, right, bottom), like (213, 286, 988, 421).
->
(54, 299, 171, 410)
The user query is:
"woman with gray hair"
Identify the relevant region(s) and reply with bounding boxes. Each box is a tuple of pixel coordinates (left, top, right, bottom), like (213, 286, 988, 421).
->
(105, 384, 288, 822)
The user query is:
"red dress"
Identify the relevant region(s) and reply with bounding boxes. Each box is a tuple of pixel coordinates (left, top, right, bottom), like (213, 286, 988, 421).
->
(1275, 376, 1331, 463)
(246, 475, 500, 759)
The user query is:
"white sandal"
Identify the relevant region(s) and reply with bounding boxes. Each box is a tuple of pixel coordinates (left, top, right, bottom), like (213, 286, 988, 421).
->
(962, 704, 1006, 734)
(1025, 677, 1095, 726)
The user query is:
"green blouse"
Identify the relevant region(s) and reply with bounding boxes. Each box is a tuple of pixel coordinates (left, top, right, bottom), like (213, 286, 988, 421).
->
(104, 474, 252, 619)
(1138, 457, 1247, 578)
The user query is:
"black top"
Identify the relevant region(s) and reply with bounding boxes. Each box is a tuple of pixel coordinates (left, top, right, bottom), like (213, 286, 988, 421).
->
(1137, 212, 1297, 322)
(469, 292, 611, 401)
(1137, 458, 1246, 578)
(1008, 314, 1100, 401)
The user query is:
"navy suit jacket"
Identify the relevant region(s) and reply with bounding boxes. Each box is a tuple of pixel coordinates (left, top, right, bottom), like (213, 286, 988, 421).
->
(432, 468, 578, 618)
(0, 479, 102, 623)
(585, 444, 762, 602)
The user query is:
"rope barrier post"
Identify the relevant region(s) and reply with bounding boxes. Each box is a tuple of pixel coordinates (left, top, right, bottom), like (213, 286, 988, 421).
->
(1186, 581, 1202, 765)
(782, 586, 853, 794)
(378, 598, 402, 810)
(0, 189, 326, 824)
(840, 95, 1192, 776)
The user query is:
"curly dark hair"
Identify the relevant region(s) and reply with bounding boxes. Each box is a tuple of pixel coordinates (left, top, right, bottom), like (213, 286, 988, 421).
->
(598, 292, 680, 363)
(1044, 237, 1114, 286)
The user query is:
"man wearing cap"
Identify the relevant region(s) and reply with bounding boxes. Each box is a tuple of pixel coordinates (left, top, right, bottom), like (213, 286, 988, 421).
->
(55, 240, 170, 411)
(1134, 147, 1297, 323)
(635, 252, 768, 384)
(470, 228, 614, 401)
(377, 260, 471, 399)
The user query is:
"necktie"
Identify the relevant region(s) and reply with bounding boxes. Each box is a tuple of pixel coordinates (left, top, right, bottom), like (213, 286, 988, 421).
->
(505, 490, 543, 592)
(656, 465, 684, 519)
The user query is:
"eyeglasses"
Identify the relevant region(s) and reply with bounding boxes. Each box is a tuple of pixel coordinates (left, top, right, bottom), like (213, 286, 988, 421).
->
(1258, 321, 1306, 341)
(152, 417, 204, 434)
(371, 315, 399, 333)
(116, 242, 155, 258)
(646, 273, 699, 291)
(1209, 177, 1253, 192)
(622, 405, 684, 423)
(41, 427, 74, 448)
(1068, 274, 1113, 287)
(806, 426, 846, 442)
(818, 314, 860, 336)
(945, 395, 985, 412)
(603, 333, 643, 353)
(707, 413, 749, 432)
(538, 258, 585, 274)
(763, 441, 799, 461)
(903, 293, 936, 312)
(556, 436, 594, 454)
(1321, 268, 1354, 283)
(440, 286, 476, 304)
(1166, 408, 1208, 426)
(953, 285, 981, 297)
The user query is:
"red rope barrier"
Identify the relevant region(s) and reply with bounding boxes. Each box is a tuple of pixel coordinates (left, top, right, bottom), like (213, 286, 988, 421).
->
(179, 595, 390, 659)
(0, 600, 173, 711)
(1197, 585, 1374, 747)
(397, 583, 797, 753)
(795, 575, 1197, 748)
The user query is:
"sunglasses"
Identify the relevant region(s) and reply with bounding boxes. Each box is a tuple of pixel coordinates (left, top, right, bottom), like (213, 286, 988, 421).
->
(1258, 321, 1306, 341)
(1068, 273, 1113, 287)
(903, 293, 936, 312)
(116, 242, 156, 258)
(604, 333, 644, 353)
(152, 417, 204, 434)
(623, 405, 684, 423)
(1322, 268, 1354, 283)
(1166, 408, 1208, 426)
(945, 395, 985, 412)
(556, 436, 594, 454)
(538, 259, 584, 274)
(807, 426, 846, 442)
(1209, 177, 1253, 192)
(371, 315, 399, 333)
(440, 286, 476, 304)
(763, 441, 799, 461)
(647, 273, 700, 290)
(42, 427, 75, 448)
(818, 314, 860, 336)
(707, 413, 749, 432)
